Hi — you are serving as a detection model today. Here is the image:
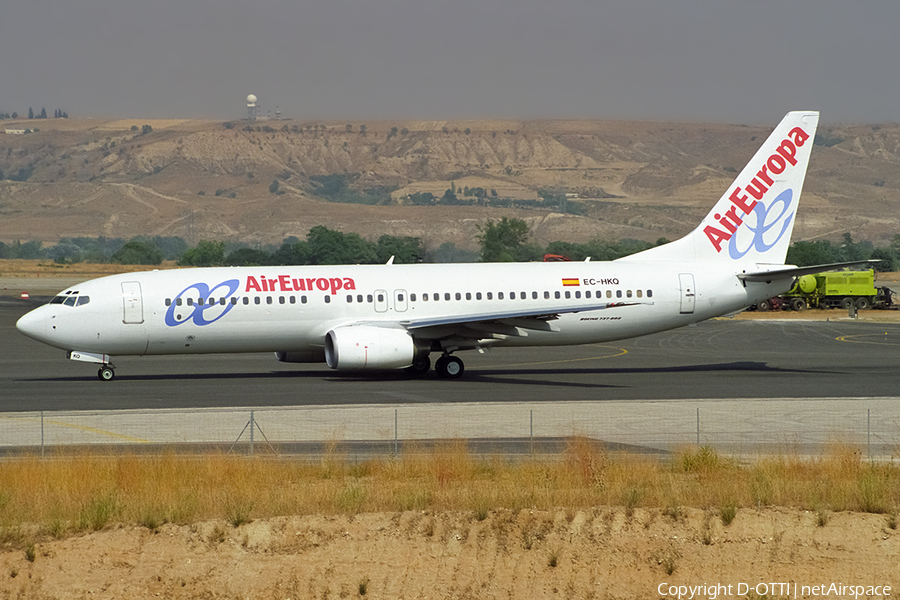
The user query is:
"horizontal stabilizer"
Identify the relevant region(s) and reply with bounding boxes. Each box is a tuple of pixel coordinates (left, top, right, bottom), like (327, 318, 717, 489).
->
(737, 260, 878, 283)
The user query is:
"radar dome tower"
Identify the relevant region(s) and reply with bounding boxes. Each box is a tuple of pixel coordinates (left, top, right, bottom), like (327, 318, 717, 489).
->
(246, 94, 259, 121)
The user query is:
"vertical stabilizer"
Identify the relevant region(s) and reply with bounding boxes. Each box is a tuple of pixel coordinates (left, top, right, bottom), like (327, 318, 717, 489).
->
(621, 111, 819, 265)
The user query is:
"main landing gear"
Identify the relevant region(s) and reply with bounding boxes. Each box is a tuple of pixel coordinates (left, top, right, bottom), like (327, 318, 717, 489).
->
(98, 365, 116, 381)
(435, 355, 464, 379)
(405, 354, 465, 379)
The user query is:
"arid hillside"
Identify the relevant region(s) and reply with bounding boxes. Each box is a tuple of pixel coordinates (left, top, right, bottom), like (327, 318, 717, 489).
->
(1, 116, 898, 249)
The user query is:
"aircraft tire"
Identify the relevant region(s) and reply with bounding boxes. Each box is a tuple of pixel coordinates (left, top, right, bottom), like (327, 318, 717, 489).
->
(405, 355, 431, 376)
(435, 355, 464, 379)
(98, 366, 115, 381)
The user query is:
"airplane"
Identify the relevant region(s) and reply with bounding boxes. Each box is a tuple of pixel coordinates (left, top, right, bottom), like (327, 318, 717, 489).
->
(17, 111, 860, 381)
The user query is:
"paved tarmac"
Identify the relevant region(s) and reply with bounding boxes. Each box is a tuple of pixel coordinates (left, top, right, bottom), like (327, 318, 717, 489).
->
(2, 298, 898, 455)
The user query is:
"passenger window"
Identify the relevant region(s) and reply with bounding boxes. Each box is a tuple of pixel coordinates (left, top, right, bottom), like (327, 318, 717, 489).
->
(165, 298, 171, 306)
(476, 292, 482, 300)
(76, 296, 90, 306)
(565, 291, 571, 299)
(325, 296, 331, 304)
(220, 298, 227, 305)
(532, 291, 538, 300)
(279, 296, 286, 304)
(377, 293, 385, 302)
(347, 295, 353, 303)
(487, 292, 493, 300)
(187, 298, 194, 306)
(267, 297, 273, 305)
(498, 292, 504, 300)
(358, 294, 364, 303)
(243, 297, 249, 305)
(510, 291, 516, 299)
(647, 290, 653, 298)
(444, 293, 451, 301)
(637, 290, 643, 298)
(423, 293, 429, 301)
(616, 290, 622, 298)
(254, 297, 261, 305)
(544, 291, 550, 299)
(198, 298, 205, 306)
(302, 296, 308, 304)
(231, 297, 238, 305)
(575, 291, 581, 299)
(290, 296, 296, 304)
(586, 290, 592, 299)
(367, 294, 373, 303)
(626, 290, 632, 298)
(399, 294, 405, 302)
(555, 291, 560, 299)
(606, 290, 612, 298)
(455, 292, 461, 301)
(465, 292, 471, 300)
(64, 296, 77, 306)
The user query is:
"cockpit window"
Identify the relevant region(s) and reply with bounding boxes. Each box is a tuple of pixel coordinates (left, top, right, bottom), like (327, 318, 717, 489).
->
(50, 296, 66, 304)
(63, 296, 77, 307)
(76, 296, 90, 306)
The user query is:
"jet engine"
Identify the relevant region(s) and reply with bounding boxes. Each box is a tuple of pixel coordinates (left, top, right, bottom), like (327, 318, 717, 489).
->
(324, 325, 415, 370)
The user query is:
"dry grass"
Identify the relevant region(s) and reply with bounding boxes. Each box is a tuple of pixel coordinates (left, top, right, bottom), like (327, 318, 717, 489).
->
(0, 441, 897, 549)
(0, 259, 179, 278)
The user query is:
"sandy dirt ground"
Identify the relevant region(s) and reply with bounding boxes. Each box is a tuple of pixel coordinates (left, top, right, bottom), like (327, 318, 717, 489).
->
(2, 508, 898, 599)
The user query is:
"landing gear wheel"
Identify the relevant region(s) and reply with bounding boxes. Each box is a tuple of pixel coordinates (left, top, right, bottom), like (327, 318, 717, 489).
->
(405, 355, 431, 376)
(435, 355, 464, 379)
(98, 366, 115, 381)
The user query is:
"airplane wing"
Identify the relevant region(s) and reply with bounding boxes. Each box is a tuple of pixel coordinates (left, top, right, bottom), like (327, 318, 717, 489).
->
(737, 260, 879, 283)
(399, 300, 645, 331)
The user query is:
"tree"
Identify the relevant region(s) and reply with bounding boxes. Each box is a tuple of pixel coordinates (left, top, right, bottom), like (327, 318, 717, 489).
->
(39, 107, 47, 119)
(269, 179, 280, 194)
(306, 225, 378, 265)
(177, 240, 226, 266)
(225, 247, 273, 266)
(375, 235, 423, 264)
(111, 239, 164, 265)
(28, 107, 34, 119)
(476, 217, 532, 262)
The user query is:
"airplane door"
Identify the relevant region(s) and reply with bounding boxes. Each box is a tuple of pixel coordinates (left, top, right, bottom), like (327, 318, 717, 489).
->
(121, 281, 144, 324)
(678, 273, 695, 314)
(374, 289, 388, 313)
(394, 289, 408, 312)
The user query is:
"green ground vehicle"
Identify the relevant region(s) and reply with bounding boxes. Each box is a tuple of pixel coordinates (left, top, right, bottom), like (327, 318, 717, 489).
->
(777, 269, 895, 310)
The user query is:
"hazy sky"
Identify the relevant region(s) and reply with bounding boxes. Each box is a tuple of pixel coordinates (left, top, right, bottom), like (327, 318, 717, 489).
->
(2, 0, 898, 124)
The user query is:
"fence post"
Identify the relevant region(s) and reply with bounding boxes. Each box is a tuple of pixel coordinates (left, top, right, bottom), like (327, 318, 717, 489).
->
(41, 411, 44, 459)
(530, 409, 534, 456)
(867, 408, 871, 460)
(250, 410, 255, 456)
(394, 408, 398, 457)
(696, 408, 700, 446)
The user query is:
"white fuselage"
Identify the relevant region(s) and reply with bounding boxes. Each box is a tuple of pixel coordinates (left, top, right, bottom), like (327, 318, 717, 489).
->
(16, 260, 784, 360)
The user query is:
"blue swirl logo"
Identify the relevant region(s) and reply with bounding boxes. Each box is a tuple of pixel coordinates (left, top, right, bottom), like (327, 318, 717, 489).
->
(728, 189, 794, 260)
(164, 279, 240, 327)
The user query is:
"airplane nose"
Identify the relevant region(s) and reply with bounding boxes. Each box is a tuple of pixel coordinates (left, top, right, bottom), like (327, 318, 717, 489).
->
(16, 308, 46, 341)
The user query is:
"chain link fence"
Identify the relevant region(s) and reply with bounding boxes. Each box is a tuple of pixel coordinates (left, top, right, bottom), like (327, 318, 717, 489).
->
(1, 400, 899, 460)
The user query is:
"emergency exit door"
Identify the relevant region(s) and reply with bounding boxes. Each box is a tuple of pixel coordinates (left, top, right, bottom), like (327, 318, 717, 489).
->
(121, 281, 144, 324)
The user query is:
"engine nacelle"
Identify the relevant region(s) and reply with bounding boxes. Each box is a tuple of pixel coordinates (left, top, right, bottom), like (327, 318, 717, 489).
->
(324, 325, 415, 370)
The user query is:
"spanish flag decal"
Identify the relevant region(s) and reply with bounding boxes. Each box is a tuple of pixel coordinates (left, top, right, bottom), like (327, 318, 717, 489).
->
(561, 278, 580, 286)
